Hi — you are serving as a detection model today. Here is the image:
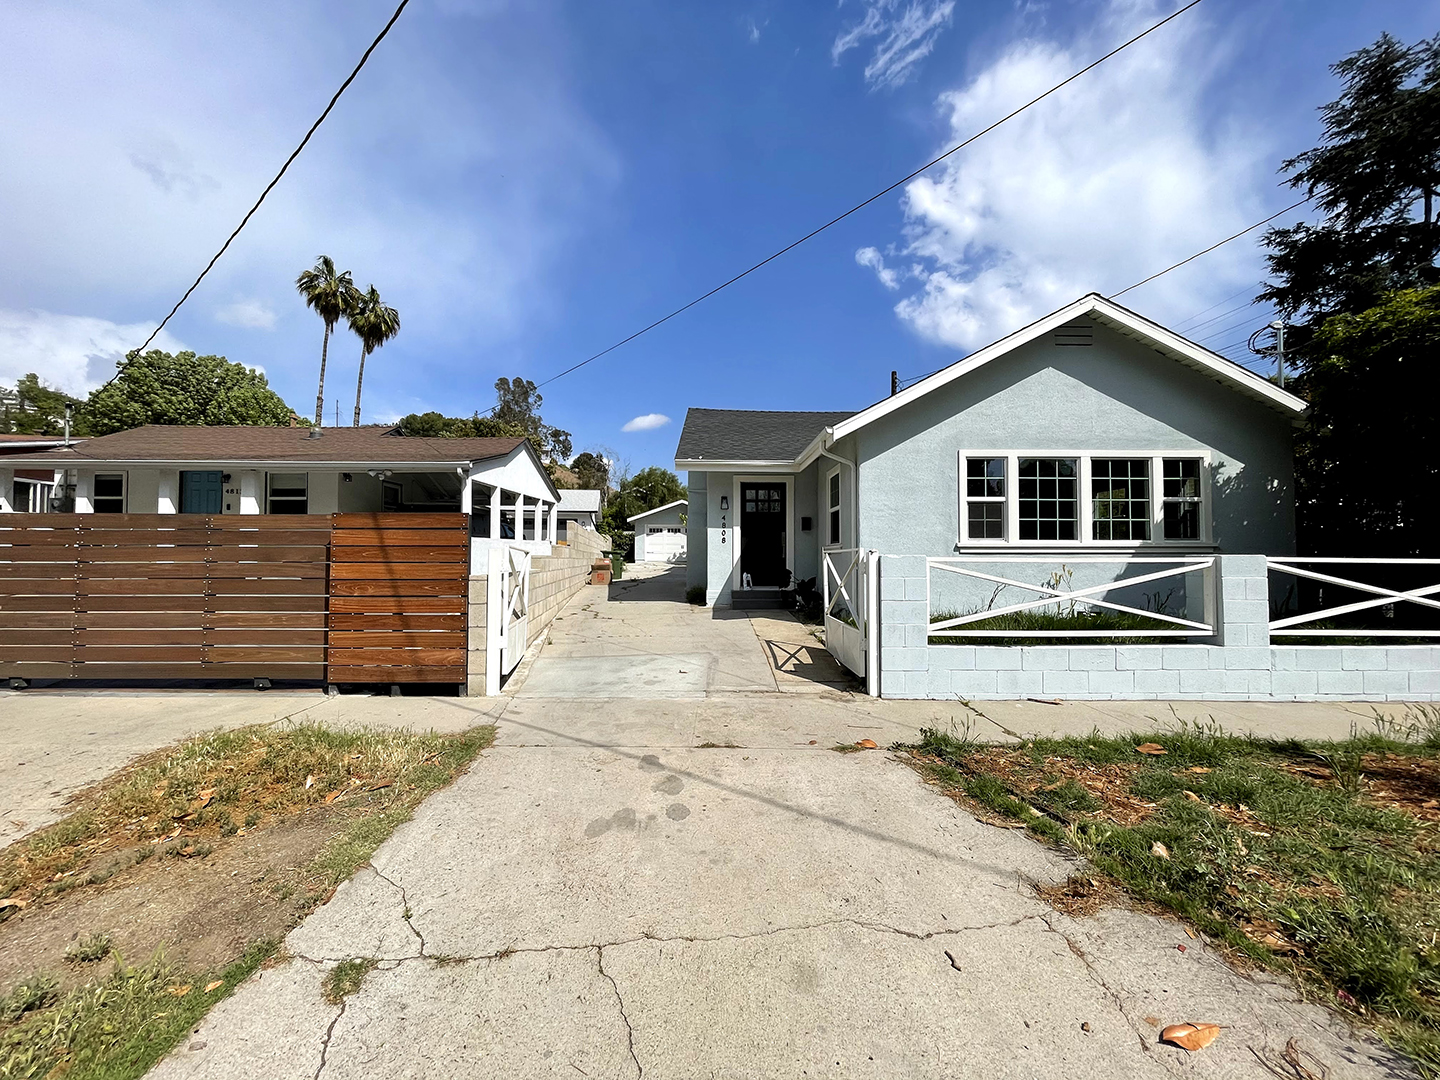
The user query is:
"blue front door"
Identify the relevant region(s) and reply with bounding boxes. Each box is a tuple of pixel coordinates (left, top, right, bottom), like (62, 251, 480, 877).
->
(180, 471, 223, 514)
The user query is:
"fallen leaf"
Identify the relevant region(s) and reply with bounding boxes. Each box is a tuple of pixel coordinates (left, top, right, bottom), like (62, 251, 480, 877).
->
(204, 980, 224, 993)
(1135, 743, 1168, 756)
(1186, 766, 1211, 773)
(1182, 790, 1201, 802)
(856, 739, 879, 750)
(323, 791, 342, 804)
(166, 985, 193, 997)
(1184, 926, 1198, 940)
(304, 774, 316, 790)
(1080, 1022, 1092, 1032)
(196, 789, 215, 808)
(1143, 1016, 1161, 1027)
(1151, 841, 1170, 860)
(1160, 1023, 1221, 1051)
(0, 898, 28, 911)
(368, 780, 393, 792)
(807, 740, 817, 745)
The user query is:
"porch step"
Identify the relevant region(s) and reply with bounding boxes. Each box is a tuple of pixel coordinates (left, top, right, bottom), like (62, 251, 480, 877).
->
(731, 590, 789, 611)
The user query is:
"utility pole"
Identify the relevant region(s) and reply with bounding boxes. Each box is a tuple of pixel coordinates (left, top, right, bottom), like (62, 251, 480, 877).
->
(1269, 320, 1286, 389)
(335, 399, 340, 427)
(890, 370, 898, 397)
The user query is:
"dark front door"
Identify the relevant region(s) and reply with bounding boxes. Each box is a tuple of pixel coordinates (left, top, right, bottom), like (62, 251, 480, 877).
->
(740, 483, 787, 587)
(180, 470, 223, 514)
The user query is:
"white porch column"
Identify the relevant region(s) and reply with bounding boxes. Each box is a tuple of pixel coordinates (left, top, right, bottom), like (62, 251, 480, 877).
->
(460, 477, 474, 515)
(490, 489, 503, 539)
(157, 472, 177, 514)
(238, 470, 261, 514)
(0, 468, 13, 512)
(74, 470, 93, 514)
(549, 503, 559, 543)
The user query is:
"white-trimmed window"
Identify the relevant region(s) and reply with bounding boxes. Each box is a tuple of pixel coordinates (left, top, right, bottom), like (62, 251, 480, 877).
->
(826, 469, 842, 546)
(965, 457, 1006, 540)
(1163, 459, 1202, 540)
(92, 473, 125, 513)
(959, 453, 1208, 547)
(267, 472, 308, 514)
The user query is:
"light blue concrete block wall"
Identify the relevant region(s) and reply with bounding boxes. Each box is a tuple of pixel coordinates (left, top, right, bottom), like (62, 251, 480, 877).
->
(877, 554, 1440, 701)
(849, 322, 1296, 560)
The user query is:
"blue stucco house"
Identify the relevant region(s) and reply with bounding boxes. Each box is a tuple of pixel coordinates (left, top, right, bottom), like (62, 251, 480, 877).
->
(676, 294, 1308, 613)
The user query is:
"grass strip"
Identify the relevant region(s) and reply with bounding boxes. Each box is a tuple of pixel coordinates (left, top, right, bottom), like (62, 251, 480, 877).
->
(904, 712, 1440, 1074)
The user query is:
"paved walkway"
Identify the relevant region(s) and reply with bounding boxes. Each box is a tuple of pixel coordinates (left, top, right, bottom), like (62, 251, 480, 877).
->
(139, 575, 1410, 1079)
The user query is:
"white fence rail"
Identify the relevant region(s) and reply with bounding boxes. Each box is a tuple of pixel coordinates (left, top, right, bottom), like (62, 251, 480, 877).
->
(823, 548, 872, 680)
(1267, 558, 1440, 638)
(926, 556, 1215, 639)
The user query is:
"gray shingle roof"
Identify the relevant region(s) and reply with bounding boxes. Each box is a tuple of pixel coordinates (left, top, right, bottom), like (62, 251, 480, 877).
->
(675, 408, 854, 463)
(0, 425, 527, 465)
(557, 489, 603, 513)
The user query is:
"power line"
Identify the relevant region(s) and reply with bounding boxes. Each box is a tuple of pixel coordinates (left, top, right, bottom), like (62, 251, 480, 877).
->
(126, 0, 412, 360)
(1182, 298, 1259, 334)
(526, 0, 1207, 396)
(1108, 197, 1310, 298)
(1171, 282, 1262, 330)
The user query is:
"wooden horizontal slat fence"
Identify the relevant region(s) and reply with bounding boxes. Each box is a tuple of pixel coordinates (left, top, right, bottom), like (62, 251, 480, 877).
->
(327, 513, 469, 685)
(0, 512, 469, 686)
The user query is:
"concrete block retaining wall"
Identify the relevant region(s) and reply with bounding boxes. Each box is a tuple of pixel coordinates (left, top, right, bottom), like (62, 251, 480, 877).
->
(878, 554, 1440, 702)
(467, 524, 609, 695)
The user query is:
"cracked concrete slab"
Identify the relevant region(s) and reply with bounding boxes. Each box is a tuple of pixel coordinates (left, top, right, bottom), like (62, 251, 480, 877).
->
(143, 565, 1410, 1078)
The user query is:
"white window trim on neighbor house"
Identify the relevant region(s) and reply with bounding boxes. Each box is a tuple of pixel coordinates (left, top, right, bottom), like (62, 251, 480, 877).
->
(956, 450, 1213, 551)
(731, 474, 795, 588)
(824, 466, 843, 550)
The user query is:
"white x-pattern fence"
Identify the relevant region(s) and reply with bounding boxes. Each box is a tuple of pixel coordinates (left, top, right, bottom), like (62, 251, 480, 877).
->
(1267, 558, 1440, 638)
(823, 548, 872, 678)
(926, 556, 1215, 638)
(485, 544, 532, 693)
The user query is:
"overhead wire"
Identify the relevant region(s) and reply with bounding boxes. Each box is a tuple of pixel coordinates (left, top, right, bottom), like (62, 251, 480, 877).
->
(516, 0, 1208, 400)
(122, 0, 413, 365)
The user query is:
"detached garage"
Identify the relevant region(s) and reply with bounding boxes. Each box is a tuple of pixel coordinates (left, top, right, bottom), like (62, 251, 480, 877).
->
(629, 499, 687, 563)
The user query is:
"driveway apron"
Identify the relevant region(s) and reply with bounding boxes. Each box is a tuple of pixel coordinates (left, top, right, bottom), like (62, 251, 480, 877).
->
(149, 570, 1404, 1079)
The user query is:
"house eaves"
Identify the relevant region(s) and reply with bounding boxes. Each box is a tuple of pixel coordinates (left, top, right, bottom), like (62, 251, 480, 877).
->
(828, 293, 1307, 444)
(627, 499, 688, 524)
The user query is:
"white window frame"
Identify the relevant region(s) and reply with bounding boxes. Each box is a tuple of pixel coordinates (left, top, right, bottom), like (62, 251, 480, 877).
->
(963, 456, 1007, 542)
(266, 471, 309, 514)
(92, 472, 126, 514)
(824, 466, 843, 549)
(956, 450, 1212, 550)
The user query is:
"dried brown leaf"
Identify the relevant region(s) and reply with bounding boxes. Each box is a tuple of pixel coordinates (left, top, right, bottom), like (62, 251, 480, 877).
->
(856, 739, 879, 750)
(1161, 1023, 1221, 1051)
(1135, 743, 1168, 756)
(323, 790, 342, 805)
(204, 980, 224, 993)
(1183, 790, 1201, 802)
(166, 984, 193, 997)
(1151, 841, 1171, 860)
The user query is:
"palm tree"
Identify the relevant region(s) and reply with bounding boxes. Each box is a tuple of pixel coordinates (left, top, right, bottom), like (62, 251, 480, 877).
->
(295, 255, 359, 428)
(346, 285, 401, 426)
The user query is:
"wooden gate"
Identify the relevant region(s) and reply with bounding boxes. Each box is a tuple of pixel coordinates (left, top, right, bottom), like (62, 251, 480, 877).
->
(327, 513, 469, 687)
(0, 514, 329, 682)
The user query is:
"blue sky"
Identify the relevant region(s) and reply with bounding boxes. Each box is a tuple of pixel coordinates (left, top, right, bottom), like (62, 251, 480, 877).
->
(3, 0, 1438, 474)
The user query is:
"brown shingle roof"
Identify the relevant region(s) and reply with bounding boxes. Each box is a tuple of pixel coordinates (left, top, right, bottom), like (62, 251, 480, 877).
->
(0, 425, 527, 466)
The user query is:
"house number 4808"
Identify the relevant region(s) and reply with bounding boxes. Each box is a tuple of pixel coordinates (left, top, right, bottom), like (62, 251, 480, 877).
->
(720, 513, 727, 544)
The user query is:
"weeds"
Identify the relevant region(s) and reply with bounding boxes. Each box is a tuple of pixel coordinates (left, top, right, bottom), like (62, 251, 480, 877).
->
(321, 958, 378, 1005)
(64, 933, 113, 965)
(905, 711, 1440, 1074)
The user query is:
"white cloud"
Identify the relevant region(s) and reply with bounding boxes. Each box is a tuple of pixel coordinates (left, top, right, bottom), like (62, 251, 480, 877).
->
(855, 246, 900, 289)
(622, 413, 671, 432)
(833, 0, 956, 88)
(746, 16, 763, 43)
(864, 0, 1268, 351)
(215, 299, 277, 330)
(0, 308, 187, 396)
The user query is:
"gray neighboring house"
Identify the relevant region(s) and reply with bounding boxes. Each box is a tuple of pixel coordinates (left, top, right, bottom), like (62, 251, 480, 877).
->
(556, 489, 603, 531)
(677, 293, 1307, 609)
(629, 499, 687, 562)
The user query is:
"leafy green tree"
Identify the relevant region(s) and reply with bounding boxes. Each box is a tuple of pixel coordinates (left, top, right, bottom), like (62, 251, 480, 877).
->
(346, 285, 401, 426)
(492, 376, 572, 462)
(84, 350, 295, 435)
(295, 255, 360, 428)
(608, 466, 686, 523)
(1261, 32, 1440, 351)
(570, 451, 611, 494)
(1295, 287, 1440, 555)
(2, 374, 86, 436)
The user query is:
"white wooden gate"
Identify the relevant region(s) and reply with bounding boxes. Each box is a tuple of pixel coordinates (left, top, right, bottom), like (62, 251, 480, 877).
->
(485, 544, 532, 693)
(824, 548, 876, 690)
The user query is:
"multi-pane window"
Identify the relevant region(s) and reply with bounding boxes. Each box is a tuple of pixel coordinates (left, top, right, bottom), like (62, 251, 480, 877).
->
(966, 458, 1005, 540)
(827, 472, 841, 545)
(92, 474, 125, 513)
(1163, 459, 1202, 539)
(267, 473, 308, 514)
(1018, 458, 1078, 540)
(1091, 459, 1150, 541)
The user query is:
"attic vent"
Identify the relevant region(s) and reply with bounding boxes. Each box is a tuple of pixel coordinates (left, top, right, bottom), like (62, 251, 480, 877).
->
(1054, 321, 1094, 347)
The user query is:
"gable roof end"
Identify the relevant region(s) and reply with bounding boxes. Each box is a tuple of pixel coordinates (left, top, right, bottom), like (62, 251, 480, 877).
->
(627, 499, 687, 524)
(828, 293, 1307, 443)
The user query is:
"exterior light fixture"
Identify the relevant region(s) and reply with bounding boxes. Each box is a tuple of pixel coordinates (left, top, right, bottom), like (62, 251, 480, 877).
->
(720, 496, 729, 511)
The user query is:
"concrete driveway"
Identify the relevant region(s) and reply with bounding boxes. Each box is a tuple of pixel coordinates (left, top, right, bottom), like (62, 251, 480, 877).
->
(143, 580, 1406, 1079)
